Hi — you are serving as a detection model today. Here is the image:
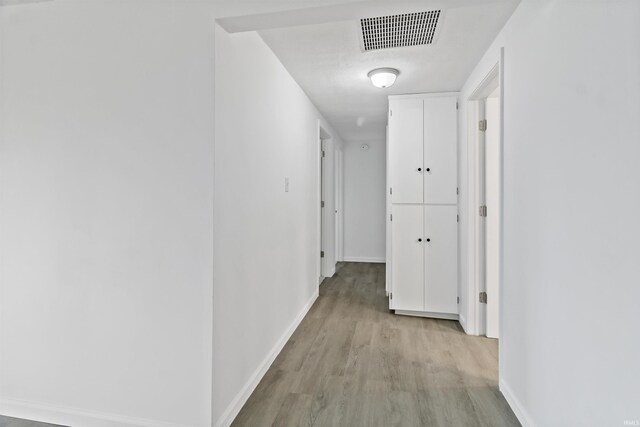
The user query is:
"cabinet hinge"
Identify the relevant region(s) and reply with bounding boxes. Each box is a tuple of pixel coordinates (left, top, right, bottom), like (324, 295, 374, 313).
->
(321, 201, 325, 208)
(322, 150, 326, 157)
(390, 214, 393, 222)
(390, 109, 392, 117)
(479, 119, 487, 132)
(390, 187, 393, 195)
(479, 292, 487, 304)
(390, 292, 393, 300)
(457, 296, 460, 304)
(320, 251, 325, 258)
(479, 205, 487, 217)
(457, 187, 459, 195)
(457, 214, 459, 223)
(456, 101, 459, 110)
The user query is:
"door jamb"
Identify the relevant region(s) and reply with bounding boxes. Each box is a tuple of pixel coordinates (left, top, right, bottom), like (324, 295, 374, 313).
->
(466, 52, 504, 339)
(318, 123, 333, 283)
(334, 146, 344, 263)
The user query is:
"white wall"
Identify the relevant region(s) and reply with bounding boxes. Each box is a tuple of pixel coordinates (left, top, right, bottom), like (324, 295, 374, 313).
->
(459, 0, 640, 425)
(343, 139, 386, 263)
(212, 27, 342, 426)
(0, 2, 346, 426)
(0, 2, 215, 426)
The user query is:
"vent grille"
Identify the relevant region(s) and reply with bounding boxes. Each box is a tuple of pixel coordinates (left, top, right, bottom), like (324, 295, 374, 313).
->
(360, 10, 441, 52)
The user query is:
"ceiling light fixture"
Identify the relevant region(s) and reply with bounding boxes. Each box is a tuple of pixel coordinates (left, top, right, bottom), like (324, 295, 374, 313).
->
(368, 68, 399, 89)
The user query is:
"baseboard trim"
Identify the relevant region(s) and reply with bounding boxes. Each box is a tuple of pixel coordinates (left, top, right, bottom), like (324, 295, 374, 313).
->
(214, 289, 319, 427)
(342, 257, 385, 263)
(499, 378, 535, 427)
(459, 313, 468, 332)
(324, 266, 336, 278)
(395, 310, 459, 320)
(0, 397, 186, 427)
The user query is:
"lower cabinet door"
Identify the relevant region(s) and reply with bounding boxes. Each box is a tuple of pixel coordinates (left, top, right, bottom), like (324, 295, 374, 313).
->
(424, 205, 458, 314)
(391, 205, 424, 311)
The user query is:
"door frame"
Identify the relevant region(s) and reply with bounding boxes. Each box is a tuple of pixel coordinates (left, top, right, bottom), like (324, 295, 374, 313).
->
(334, 145, 344, 263)
(318, 122, 340, 282)
(466, 52, 504, 338)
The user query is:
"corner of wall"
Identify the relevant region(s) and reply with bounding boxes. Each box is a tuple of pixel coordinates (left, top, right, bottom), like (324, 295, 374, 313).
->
(213, 290, 319, 427)
(499, 379, 535, 427)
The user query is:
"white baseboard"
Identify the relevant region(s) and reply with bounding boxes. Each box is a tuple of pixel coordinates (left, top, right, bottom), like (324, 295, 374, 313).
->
(324, 265, 336, 278)
(214, 289, 319, 427)
(342, 257, 385, 263)
(499, 378, 535, 427)
(0, 398, 185, 427)
(395, 310, 459, 320)
(459, 313, 468, 332)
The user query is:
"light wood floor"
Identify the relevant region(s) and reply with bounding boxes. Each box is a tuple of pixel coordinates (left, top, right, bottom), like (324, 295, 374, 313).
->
(232, 262, 520, 427)
(0, 417, 61, 427)
(0, 263, 518, 427)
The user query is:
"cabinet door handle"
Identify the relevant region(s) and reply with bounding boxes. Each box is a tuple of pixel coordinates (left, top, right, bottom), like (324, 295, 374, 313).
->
(417, 167, 422, 172)
(426, 168, 431, 172)
(426, 238, 431, 242)
(417, 238, 423, 242)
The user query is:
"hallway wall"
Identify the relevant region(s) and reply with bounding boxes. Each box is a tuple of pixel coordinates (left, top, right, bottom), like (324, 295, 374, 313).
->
(343, 139, 386, 262)
(0, 2, 215, 426)
(0, 2, 342, 427)
(213, 27, 342, 426)
(459, 0, 640, 425)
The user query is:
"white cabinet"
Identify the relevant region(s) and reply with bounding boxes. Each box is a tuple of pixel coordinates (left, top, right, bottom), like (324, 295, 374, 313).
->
(391, 205, 424, 311)
(388, 98, 423, 204)
(424, 97, 458, 205)
(424, 205, 458, 314)
(387, 93, 458, 318)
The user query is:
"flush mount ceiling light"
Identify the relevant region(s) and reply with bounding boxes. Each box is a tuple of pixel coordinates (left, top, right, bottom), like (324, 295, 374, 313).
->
(368, 68, 399, 89)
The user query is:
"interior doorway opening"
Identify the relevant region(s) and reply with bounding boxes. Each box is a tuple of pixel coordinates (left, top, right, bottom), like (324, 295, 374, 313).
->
(319, 124, 342, 282)
(468, 59, 503, 339)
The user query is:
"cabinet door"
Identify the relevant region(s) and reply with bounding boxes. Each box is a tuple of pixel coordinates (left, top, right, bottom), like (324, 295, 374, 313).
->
(424, 205, 458, 314)
(424, 97, 457, 204)
(391, 205, 424, 311)
(389, 98, 423, 204)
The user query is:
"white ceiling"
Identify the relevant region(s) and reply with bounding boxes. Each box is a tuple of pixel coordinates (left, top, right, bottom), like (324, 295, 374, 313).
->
(248, 0, 520, 143)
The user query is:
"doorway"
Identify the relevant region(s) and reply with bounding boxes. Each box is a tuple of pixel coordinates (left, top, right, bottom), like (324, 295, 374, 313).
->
(319, 124, 341, 281)
(468, 61, 503, 339)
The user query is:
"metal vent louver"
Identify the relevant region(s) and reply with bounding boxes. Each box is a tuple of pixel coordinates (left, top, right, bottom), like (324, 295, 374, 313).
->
(360, 10, 441, 52)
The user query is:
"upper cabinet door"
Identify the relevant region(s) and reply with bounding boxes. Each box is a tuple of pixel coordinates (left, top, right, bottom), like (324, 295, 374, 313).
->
(389, 98, 424, 204)
(424, 97, 458, 204)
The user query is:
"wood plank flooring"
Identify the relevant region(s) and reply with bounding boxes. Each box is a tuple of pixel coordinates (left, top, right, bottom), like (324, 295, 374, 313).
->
(0, 417, 61, 427)
(232, 262, 520, 427)
(0, 263, 518, 427)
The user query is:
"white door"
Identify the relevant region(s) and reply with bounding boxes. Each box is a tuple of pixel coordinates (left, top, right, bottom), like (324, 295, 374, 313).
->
(423, 97, 457, 204)
(389, 99, 423, 204)
(322, 140, 336, 278)
(385, 125, 392, 293)
(335, 146, 343, 264)
(391, 205, 424, 311)
(320, 139, 325, 277)
(424, 205, 458, 314)
(485, 94, 501, 338)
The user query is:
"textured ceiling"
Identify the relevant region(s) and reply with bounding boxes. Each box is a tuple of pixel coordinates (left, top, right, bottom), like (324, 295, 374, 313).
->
(258, 0, 520, 142)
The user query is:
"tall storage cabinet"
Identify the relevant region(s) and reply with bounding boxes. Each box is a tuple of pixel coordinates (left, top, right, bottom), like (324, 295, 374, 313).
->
(387, 93, 459, 318)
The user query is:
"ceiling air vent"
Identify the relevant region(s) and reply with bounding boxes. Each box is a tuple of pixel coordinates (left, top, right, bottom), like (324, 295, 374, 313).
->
(360, 10, 442, 52)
